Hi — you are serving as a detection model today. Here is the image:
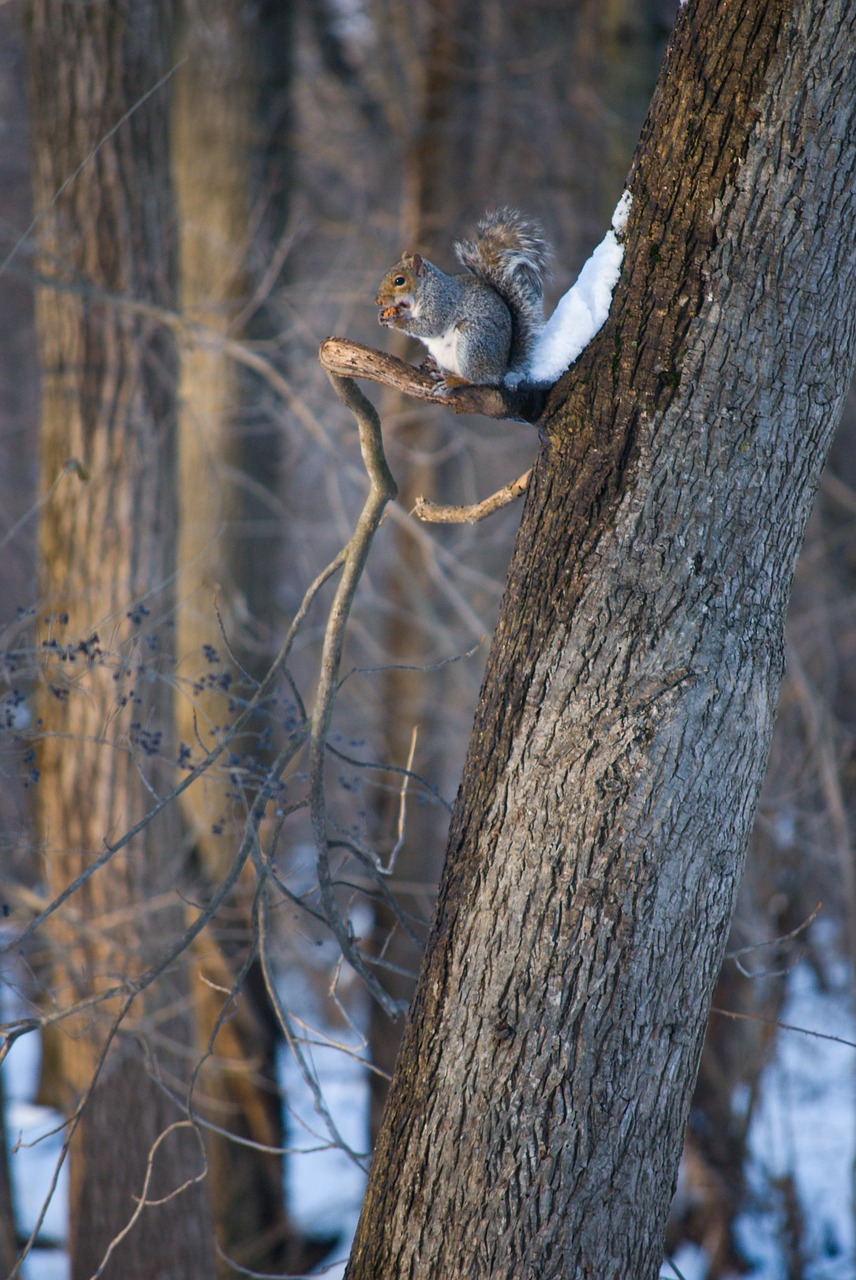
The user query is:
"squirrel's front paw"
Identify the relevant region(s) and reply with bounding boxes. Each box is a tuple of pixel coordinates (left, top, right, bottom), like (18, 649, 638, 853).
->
(431, 372, 470, 397)
(420, 358, 455, 395)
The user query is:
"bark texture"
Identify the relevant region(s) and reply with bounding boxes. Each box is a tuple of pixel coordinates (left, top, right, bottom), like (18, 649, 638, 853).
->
(346, 1, 856, 1277)
(26, 3, 215, 1276)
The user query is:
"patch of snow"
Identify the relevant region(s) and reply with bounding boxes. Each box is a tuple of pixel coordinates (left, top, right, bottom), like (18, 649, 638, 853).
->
(276, 917, 372, 1275)
(20, 1253, 68, 1280)
(525, 191, 631, 386)
(281, 1033, 368, 1240)
(735, 959, 855, 1278)
(662, 1241, 708, 1280)
(6, 1102, 69, 1251)
(612, 188, 633, 235)
(2, 953, 69, 1279)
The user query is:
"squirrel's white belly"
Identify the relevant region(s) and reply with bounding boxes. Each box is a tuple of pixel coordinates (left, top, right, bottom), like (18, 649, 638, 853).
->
(421, 327, 463, 375)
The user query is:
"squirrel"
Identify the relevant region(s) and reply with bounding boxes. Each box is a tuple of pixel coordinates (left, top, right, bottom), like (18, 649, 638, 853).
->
(375, 208, 551, 391)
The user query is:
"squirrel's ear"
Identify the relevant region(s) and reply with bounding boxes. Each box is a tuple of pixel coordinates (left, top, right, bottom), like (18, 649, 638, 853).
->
(411, 253, 425, 276)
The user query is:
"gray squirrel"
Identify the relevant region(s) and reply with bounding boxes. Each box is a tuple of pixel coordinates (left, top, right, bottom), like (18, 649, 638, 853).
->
(375, 208, 551, 390)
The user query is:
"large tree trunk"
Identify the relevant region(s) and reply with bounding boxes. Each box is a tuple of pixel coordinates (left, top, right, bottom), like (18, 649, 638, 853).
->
(26, 3, 215, 1276)
(346, 1, 856, 1276)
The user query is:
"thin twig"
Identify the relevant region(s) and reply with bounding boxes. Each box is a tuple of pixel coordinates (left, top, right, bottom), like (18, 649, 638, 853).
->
(413, 467, 532, 523)
(255, 879, 369, 1169)
(725, 903, 822, 960)
(711, 1005, 856, 1051)
(89, 1122, 208, 1280)
(3, 548, 345, 963)
(385, 725, 419, 876)
(308, 374, 403, 1018)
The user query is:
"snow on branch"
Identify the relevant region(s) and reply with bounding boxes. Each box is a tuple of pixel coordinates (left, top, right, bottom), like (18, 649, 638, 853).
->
(525, 191, 632, 386)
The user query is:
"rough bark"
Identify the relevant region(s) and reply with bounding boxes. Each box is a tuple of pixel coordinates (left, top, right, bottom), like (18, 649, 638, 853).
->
(346, 1, 856, 1277)
(25, 2, 215, 1276)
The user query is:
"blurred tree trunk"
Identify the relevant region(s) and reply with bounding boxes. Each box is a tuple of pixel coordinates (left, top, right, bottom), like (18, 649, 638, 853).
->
(171, 4, 313, 1274)
(346, 0, 856, 1275)
(25, 2, 216, 1277)
(0, 1075, 17, 1274)
(172, 0, 290, 885)
(0, 5, 38, 1264)
(171, 10, 281, 1265)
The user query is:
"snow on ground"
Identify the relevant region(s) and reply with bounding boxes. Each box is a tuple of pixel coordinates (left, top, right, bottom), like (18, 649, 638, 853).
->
(277, 960, 370, 1277)
(280, 1036, 368, 1277)
(2, 957, 69, 1280)
(4, 944, 855, 1279)
(666, 950, 856, 1280)
(735, 957, 855, 1279)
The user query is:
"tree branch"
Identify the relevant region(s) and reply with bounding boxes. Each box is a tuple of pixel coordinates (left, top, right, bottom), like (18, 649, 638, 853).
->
(413, 468, 532, 523)
(308, 373, 404, 1018)
(318, 337, 547, 424)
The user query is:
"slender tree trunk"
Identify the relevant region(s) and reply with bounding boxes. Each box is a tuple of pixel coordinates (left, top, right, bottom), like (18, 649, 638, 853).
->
(347, 1, 856, 1276)
(0, 1074, 17, 1275)
(26, 3, 215, 1276)
(171, 6, 314, 1271)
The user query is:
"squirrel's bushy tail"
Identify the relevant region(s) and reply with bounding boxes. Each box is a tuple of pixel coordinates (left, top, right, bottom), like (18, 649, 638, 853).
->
(454, 208, 550, 375)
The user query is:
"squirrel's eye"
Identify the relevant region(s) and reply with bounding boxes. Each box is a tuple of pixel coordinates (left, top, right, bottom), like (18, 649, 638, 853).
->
(393, 275, 406, 287)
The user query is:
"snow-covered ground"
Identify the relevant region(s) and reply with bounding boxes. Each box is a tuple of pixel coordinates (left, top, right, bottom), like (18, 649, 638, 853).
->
(3, 970, 69, 1280)
(668, 956, 856, 1280)
(278, 956, 371, 1278)
(4, 953, 855, 1279)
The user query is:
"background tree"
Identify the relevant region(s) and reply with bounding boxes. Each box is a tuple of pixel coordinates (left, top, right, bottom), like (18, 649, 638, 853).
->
(24, 1, 216, 1275)
(170, 4, 308, 1270)
(343, 0, 856, 1275)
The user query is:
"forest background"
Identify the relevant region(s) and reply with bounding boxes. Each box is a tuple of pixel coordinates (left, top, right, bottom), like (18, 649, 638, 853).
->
(1, 1, 855, 1278)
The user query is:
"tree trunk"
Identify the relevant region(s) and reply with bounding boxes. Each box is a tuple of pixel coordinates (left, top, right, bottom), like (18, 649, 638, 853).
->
(0, 1073, 18, 1275)
(26, 2, 215, 1276)
(171, 6, 316, 1271)
(346, 1, 856, 1276)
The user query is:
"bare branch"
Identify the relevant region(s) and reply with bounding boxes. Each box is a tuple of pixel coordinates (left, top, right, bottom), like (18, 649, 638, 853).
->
(89, 1122, 208, 1280)
(385, 725, 419, 876)
(256, 883, 370, 1170)
(308, 374, 404, 1018)
(318, 337, 548, 424)
(413, 468, 532, 524)
(3, 548, 345, 963)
